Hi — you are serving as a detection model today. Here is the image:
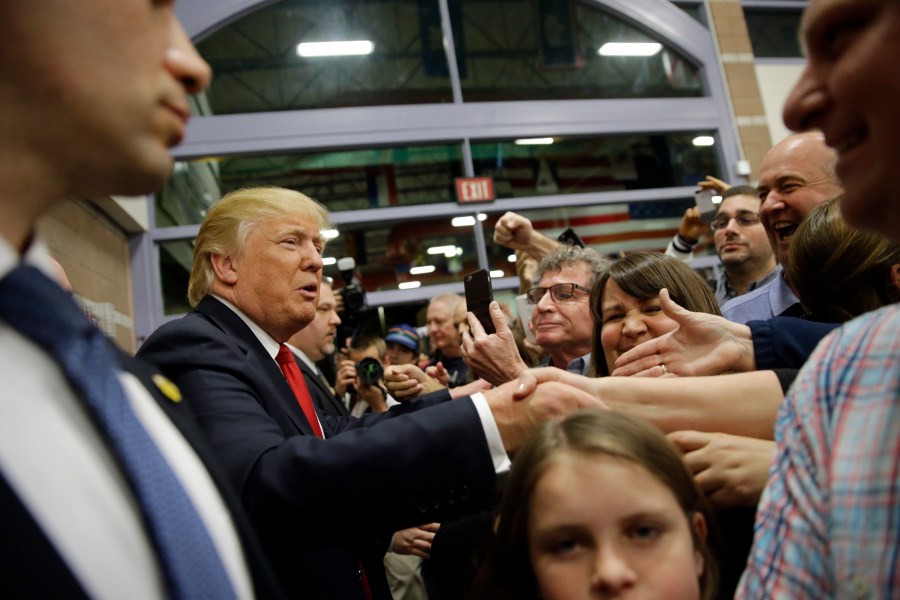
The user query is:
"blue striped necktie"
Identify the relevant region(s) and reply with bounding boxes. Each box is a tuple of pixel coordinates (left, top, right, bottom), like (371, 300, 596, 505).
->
(0, 264, 237, 600)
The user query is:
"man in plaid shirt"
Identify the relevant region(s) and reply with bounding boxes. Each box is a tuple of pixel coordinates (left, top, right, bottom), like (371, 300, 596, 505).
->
(737, 0, 900, 597)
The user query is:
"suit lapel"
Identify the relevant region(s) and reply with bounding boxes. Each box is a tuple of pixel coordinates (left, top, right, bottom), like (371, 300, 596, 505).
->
(194, 296, 316, 437)
(295, 357, 348, 417)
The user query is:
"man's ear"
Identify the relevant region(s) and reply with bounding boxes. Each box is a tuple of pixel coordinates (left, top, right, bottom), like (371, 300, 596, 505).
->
(210, 252, 238, 285)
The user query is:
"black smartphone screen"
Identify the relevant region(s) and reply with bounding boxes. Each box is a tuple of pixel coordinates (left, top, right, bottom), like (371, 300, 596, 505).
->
(557, 227, 586, 248)
(463, 269, 495, 334)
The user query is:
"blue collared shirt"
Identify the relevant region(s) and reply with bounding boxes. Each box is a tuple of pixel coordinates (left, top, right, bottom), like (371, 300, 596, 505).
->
(721, 266, 800, 324)
(540, 352, 592, 376)
(715, 267, 779, 306)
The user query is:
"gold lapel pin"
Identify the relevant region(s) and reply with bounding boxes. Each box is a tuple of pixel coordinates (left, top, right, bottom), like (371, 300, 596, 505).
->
(152, 373, 182, 403)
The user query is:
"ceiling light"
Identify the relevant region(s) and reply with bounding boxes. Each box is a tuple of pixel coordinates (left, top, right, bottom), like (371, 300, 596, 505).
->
(322, 257, 336, 266)
(489, 270, 504, 278)
(321, 228, 339, 240)
(452, 214, 487, 227)
(399, 281, 421, 290)
(297, 40, 374, 57)
(409, 265, 436, 275)
(692, 136, 715, 147)
(712, 195, 723, 204)
(515, 137, 554, 145)
(598, 42, 662, 57)
(427, 245, 457, 255)
(507, 254, 517, 263)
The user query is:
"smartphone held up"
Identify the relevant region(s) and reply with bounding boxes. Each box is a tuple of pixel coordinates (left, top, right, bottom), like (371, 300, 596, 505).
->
(463, 269, 495, 335)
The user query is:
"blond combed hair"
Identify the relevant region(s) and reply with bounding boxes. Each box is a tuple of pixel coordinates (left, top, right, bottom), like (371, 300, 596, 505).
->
(187, 187, 330, 307)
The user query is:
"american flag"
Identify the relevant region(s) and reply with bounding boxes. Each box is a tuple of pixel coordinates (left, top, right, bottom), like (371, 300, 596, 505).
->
(520, 200, 691, 256)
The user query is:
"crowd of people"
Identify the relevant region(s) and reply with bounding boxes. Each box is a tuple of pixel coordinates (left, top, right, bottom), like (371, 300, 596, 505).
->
(1, 0, 899, 599)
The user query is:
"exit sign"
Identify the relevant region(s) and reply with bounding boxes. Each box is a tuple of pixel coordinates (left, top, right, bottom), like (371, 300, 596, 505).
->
(455, 177, 495, 203)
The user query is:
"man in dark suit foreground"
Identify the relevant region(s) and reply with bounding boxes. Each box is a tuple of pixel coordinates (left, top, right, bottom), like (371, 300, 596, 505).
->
(0, 0, 284, 598)
(138, 186, 603, 599)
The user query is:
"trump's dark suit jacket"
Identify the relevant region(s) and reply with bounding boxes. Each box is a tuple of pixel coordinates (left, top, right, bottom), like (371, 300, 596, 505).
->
(0, 350, 285, 599)
(138, 296, 497, 600)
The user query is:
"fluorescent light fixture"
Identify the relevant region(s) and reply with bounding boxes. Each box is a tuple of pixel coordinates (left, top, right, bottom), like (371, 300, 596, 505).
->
(453, 213, 489, 226)
(322, 257, 337, 266)
(712, 195, 723, 205)
(321, 228, 339, 240)
(455, 247, 463, 257)
(692, 136, 715, 147)
(409, 265, 435, 275)
(507, 254, 517, 263)
(515, 137, 554, 145)
(399, 281, 421, 290)
(297, 40, 374, 57)
(489, 270, 504, 279)
(598, 42, 662, 57)
(452, 216, 476, 227)
(427, 245, 457, 255)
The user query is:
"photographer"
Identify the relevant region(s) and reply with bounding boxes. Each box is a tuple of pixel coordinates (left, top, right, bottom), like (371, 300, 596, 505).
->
(336, 334, 399, 416)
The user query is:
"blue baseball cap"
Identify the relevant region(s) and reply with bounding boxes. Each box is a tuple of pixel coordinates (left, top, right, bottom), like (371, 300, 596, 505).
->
(384, 324, 419, 352)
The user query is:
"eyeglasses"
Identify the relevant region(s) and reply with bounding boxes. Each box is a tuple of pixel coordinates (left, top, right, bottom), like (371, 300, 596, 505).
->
(710, 210, 761, 231)
(526, 282, 590, 305)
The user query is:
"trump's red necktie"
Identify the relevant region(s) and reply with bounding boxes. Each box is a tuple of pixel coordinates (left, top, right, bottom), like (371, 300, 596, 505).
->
(275, 345, 323, 438)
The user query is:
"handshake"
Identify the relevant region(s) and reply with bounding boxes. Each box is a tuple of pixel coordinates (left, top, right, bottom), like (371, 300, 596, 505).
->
(384, 364, 606, 454)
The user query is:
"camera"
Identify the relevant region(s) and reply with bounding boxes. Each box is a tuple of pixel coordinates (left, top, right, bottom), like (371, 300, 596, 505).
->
(356, 356, 384, 386)
(341, 284, 366, 316)
(336, 257, 368, 336)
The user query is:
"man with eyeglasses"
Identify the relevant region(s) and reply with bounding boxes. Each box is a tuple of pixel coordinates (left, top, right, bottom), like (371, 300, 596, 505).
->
(462, 244, 610, 384)
(667, 183, 778, 306)
(707, 185, 778, 305)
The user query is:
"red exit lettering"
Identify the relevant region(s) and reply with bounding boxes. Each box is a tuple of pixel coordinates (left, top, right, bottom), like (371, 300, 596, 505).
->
(455, 177, 495, 204)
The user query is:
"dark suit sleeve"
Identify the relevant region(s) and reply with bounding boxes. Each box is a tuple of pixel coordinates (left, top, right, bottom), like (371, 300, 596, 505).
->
(139, 315, 497, 552)
(316, 388, 452, 438)
(749, 317, 840, 369)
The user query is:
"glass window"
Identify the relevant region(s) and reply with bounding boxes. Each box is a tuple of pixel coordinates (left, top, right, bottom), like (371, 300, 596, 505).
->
(196, 0, 454, 114)
(471, 132, 722, 199)
(158, 240, 195, 315)
(156, 161, 222, 228)
(155, 143, 465, 227)
(453, 0, 704, 101)
(322, 218, 480, 292)
(673, 1, 706, 25)
(744, 8, 803, 58)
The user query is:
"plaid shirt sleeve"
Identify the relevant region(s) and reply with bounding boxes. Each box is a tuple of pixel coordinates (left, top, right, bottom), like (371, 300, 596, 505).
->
(737, 305, 900, 599)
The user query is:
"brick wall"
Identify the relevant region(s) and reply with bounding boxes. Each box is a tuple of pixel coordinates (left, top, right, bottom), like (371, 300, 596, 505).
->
(707, 0, 772, 179)
(38, 200, 136, 353)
